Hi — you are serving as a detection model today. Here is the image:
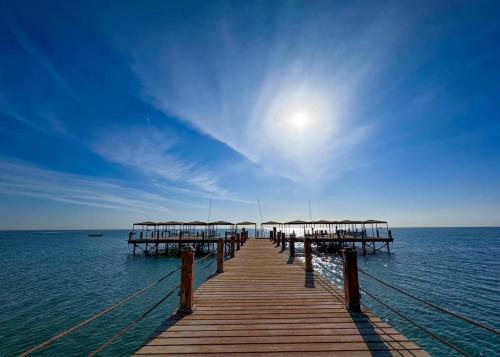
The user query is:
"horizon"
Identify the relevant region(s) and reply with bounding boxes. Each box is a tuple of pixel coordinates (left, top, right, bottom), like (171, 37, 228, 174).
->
(1, 1, 500, 230)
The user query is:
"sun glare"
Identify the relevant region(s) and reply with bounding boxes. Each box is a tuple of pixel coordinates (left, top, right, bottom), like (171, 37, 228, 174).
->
(291, 111, 308, 130)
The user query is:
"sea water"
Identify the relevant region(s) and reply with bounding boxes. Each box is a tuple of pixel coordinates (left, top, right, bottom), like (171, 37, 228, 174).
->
(0, 228, 499, 356)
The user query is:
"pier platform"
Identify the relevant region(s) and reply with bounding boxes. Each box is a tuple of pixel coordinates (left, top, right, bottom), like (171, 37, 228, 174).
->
(134, 239, 427, 356)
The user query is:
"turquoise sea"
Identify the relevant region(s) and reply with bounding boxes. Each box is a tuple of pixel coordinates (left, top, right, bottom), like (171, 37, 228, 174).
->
(0, 228, 499, 356)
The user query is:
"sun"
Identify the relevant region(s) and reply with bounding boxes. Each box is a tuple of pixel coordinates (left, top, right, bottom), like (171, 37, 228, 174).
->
(291, 111, 308, 130)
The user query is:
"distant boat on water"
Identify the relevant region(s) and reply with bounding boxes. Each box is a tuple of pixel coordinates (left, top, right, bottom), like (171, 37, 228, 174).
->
(88, 233, 103, 237)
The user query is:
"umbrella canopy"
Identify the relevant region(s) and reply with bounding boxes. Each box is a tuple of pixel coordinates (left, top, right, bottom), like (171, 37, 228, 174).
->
(209, 221, 233, 226)
(185, 221, 207, 225)
(286, 220, 310, 225)
(159, 221, 183, 225)
(133, 221, 158, 226)
(236, 221, 256, 225)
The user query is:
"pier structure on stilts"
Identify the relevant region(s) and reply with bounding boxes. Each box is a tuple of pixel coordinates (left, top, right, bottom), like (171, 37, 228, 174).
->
(129, 218, 393, 256)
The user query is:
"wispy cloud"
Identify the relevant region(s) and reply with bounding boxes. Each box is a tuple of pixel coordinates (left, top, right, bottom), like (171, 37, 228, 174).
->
(90, 126, 227, 195)
(105, 3, 414, 182)
(0, 159, 183, 213)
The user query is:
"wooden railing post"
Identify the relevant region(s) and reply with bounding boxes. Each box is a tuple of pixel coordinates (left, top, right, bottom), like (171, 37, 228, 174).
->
(230, 235, 235, 258)
(341, 248, 361, 312)
(217, 238, 224, 273)
(273, 227, 277, 243)
(281, 233, 286, 250)
(241, 229, 246, 245)
(305, 238, 313, 272)
(289, 235, 295, 257)
(179, 248, 195, 314)
(236, 233, 241, 251)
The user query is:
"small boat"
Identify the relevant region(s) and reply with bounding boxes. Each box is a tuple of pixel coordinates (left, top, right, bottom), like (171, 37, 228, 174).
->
(88, 233, 103, 237)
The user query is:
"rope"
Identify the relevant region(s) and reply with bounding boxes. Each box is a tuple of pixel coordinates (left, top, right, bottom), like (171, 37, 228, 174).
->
(307, 248, 475, 355)
(358, 268, 500, 336)
(20, 266, 181, 356)
(360, 287, 472, 357)
(194, 252, 214, 263)
(90, 286, 180, 356)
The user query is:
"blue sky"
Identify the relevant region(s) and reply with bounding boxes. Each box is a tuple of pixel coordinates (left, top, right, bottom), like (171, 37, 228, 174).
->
(1, 0, 499, 229)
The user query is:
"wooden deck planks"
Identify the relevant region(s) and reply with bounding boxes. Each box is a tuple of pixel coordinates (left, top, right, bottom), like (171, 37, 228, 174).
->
(134, 239, 427, 356)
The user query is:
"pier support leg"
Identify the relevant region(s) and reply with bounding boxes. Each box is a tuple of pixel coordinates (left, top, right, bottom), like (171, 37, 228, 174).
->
(179, 248, 195, 314)
(217, 238, 224, 273)
(281, 233, 286, 250)
(305, 238, 313, 272)
(289, 236, 295, 258)
(341, 248, 361, 312)
(133, 243, 136, 255)
(273, 227, 277, 243)
(236, 233, 241, 251)
(230, 236, 235, 258)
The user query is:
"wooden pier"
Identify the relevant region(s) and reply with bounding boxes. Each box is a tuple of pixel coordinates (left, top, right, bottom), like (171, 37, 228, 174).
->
(134, 239, 427, 356)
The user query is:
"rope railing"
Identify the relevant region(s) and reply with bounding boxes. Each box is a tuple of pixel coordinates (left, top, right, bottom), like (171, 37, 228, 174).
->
(358, 268, 500, 336)
(359, 287, 472, 357)
(20, 249, 219, 356)
(90, 286, 180, 356)
(302, 247, 476, 356)
(19, 266, 182, 356)
(194, 252, 214, 263)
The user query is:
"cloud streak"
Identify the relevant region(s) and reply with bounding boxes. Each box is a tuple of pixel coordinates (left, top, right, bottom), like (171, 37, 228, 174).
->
(90, 126, 227, 195)
(103, 2, 413, 181)
(0, 159, 181, 213)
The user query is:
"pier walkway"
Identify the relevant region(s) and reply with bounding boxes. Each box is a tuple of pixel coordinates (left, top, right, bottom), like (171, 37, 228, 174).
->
(135, 239, 427, 356)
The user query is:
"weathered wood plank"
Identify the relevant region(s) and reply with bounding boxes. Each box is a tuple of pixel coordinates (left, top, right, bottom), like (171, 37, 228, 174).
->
(134, 239, 427, 356)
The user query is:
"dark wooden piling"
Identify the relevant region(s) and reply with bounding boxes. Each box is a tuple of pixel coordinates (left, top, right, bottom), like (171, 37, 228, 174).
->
(179, 248, 195, 314)
(304, 237, 313, 272)
(236, 233, 241, 251)
(230, 236, 236, 258)
(341, 248, 361, 312)
(289, 234, 295, 257)
(216, 238, 224, 273)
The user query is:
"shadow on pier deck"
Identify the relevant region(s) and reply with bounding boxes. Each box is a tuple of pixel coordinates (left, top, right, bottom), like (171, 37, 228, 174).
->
(134, 239, 427, 356)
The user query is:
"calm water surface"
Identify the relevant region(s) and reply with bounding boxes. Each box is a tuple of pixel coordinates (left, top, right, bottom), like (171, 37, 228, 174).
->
(0, 228, 499, 356)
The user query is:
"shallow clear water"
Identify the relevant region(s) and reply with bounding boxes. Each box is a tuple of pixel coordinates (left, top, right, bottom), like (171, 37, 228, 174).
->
(0, 228, 499, 356)
(0, 230, 216, 356)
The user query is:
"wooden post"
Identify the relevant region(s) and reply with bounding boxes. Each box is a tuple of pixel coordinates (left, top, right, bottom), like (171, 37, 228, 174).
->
(242, 228, 246, 245)
(217, 238, 224, 273)
(387, 230, 392, 254)
(305, 238, 313, 272)
(289, 235, 295, 257)
(230, 236, 235, 258)
(273, 227, 277, 243)
(341, 248, 361, 312)
(128, 231, 133, 241)
(179, 248, 195, 314)
(281, 233, 286, 250)
(236, 233, 241, 251)
(140, 231, 144, 240)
